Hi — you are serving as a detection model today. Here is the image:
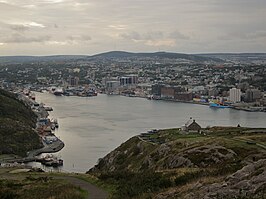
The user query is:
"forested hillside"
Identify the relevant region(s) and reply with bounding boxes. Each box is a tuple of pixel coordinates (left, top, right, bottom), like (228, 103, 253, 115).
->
(0, 89, 42, 156)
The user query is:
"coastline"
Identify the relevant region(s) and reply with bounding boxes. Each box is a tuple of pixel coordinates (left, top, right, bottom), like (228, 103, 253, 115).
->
(3, 92, 65, 165)
(144, 96, 266, 112)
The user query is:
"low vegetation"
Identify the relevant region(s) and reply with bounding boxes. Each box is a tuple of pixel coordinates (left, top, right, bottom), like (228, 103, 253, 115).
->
(97, 171, 171, 199)
(0, 175, 86, 199)
(0, 89, 42, 157)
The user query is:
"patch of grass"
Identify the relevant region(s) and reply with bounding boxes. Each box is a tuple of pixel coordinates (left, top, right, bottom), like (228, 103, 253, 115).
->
(0, 177, 87, 199)
(74, 173, 117, 196)
(174, 170, 203, 185)
(98, 171, 172, 199)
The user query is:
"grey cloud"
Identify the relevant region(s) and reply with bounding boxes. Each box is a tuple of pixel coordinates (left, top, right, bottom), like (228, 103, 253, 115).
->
(66, 35, 92, 42)
(144, 31, 164, 40)
(120, 31, 141, 41)
(80, 35, 92, 41)
(9, 24, 30, 32)
(169, 31, 190, 40)
(219, 31, 266, 41)
(120, 31, 164, 41)
(3, 33, 51, 43)
(1, 0, 266, 54)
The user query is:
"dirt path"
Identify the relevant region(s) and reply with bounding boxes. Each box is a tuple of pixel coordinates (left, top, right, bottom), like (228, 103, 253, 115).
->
(55, 176, 108, 199)
(0, 172, 108, 199)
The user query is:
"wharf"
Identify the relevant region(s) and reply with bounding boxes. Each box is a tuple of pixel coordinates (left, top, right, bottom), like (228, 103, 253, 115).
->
(5, 139, 64, 164)
(14, 92, 64, 163)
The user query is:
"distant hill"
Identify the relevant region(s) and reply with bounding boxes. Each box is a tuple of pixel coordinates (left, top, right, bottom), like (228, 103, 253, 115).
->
(197, 53, 266, 62)
(2, 51, 266, 64)
(91, 51, 222, 62)
(0, 55, 88, 64)
(0, 89, 42, 156)
(0, 51, 222, 63)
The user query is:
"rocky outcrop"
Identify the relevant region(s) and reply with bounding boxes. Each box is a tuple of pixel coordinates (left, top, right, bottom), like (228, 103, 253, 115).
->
(154, 160, 266, 199)
(188, 159, 266, 199)
(90, 137, 238, 173)
(158, 144, 237, 170)
(88, 127, 266, 199)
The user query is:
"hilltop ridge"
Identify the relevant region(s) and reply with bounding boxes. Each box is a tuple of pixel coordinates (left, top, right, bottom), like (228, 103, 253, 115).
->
(88, 127, 266, 199)
(0, 51, 223, 63)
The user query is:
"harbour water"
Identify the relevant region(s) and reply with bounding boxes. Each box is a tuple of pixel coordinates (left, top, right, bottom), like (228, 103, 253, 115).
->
(32, 92, 266, 173)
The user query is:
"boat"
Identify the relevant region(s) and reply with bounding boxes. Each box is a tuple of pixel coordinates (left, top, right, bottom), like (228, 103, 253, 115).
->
(44, 106, 53, 111)
(51, 124, 56, 130)
(53, 88, 64, 96)
(43, 159, 63, 167)
(53, 119, 59, 128)
(30, 93, 36, 100)
(37, 155, 63, 167)
(209, 102, 232, 108)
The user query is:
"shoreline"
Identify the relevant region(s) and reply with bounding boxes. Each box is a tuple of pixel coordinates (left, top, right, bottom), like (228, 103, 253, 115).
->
(36, 90, 266, 113)
(12, 92, 65, 164)
(136, 96, 266, 112)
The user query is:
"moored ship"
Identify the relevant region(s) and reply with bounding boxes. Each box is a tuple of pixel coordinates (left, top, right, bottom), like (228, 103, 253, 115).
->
(209, 102, 232, 108)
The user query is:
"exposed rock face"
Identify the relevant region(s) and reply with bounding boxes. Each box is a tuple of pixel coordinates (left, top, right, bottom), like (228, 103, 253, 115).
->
(200, 159, 266, 199)
(154, 160, 266, 199)
(159, 145, 237, 170)
(184, 145, 237, 167)
(90, 137, 238, 173)
(165, 155, 193, 169)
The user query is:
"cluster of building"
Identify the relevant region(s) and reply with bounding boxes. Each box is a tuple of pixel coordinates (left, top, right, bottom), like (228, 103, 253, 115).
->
(0, 54, 265, 111)
(102, 74, 138, 94)
(150, 84, 265, 105)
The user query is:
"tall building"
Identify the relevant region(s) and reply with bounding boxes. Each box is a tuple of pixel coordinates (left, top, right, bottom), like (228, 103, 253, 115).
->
(245, 88, 262, 102)
(119, 75, 138, 87)
(229, 88, 241, 103)
(151, 84, 164, 96)
(69, 76, 79, 86)
(106, 81, 120, 93)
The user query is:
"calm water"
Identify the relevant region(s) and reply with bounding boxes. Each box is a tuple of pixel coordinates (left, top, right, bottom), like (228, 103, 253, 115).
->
(32, 92, 266, 173)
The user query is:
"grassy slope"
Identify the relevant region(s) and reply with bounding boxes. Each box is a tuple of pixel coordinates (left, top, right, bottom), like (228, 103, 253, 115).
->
(0, 170, 87, 199)
(88, 127, 266, 199)
(1, 127, 265, 199)
(0, 89, 42, 156)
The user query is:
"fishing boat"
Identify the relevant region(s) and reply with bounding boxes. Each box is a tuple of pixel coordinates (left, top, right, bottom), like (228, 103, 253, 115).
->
(37, 155, 63, 167)
(53, 88, 64, 96)
(53, 119, 59, 128)
(209, 102, 232, 108)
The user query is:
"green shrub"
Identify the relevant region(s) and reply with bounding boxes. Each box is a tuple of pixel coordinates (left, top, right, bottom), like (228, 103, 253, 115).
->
(174, 170, 203, 185)
(99, 171, 172, 198)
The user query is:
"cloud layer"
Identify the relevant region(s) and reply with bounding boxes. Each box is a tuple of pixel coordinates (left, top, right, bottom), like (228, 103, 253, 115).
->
(0, 0, 266, 55)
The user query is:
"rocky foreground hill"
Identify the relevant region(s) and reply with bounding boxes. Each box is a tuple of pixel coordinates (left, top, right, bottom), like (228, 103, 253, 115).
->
(88, 127, 266, 199)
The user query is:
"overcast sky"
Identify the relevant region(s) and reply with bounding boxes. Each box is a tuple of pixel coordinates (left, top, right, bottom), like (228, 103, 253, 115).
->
(0, 0, 266, 55)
